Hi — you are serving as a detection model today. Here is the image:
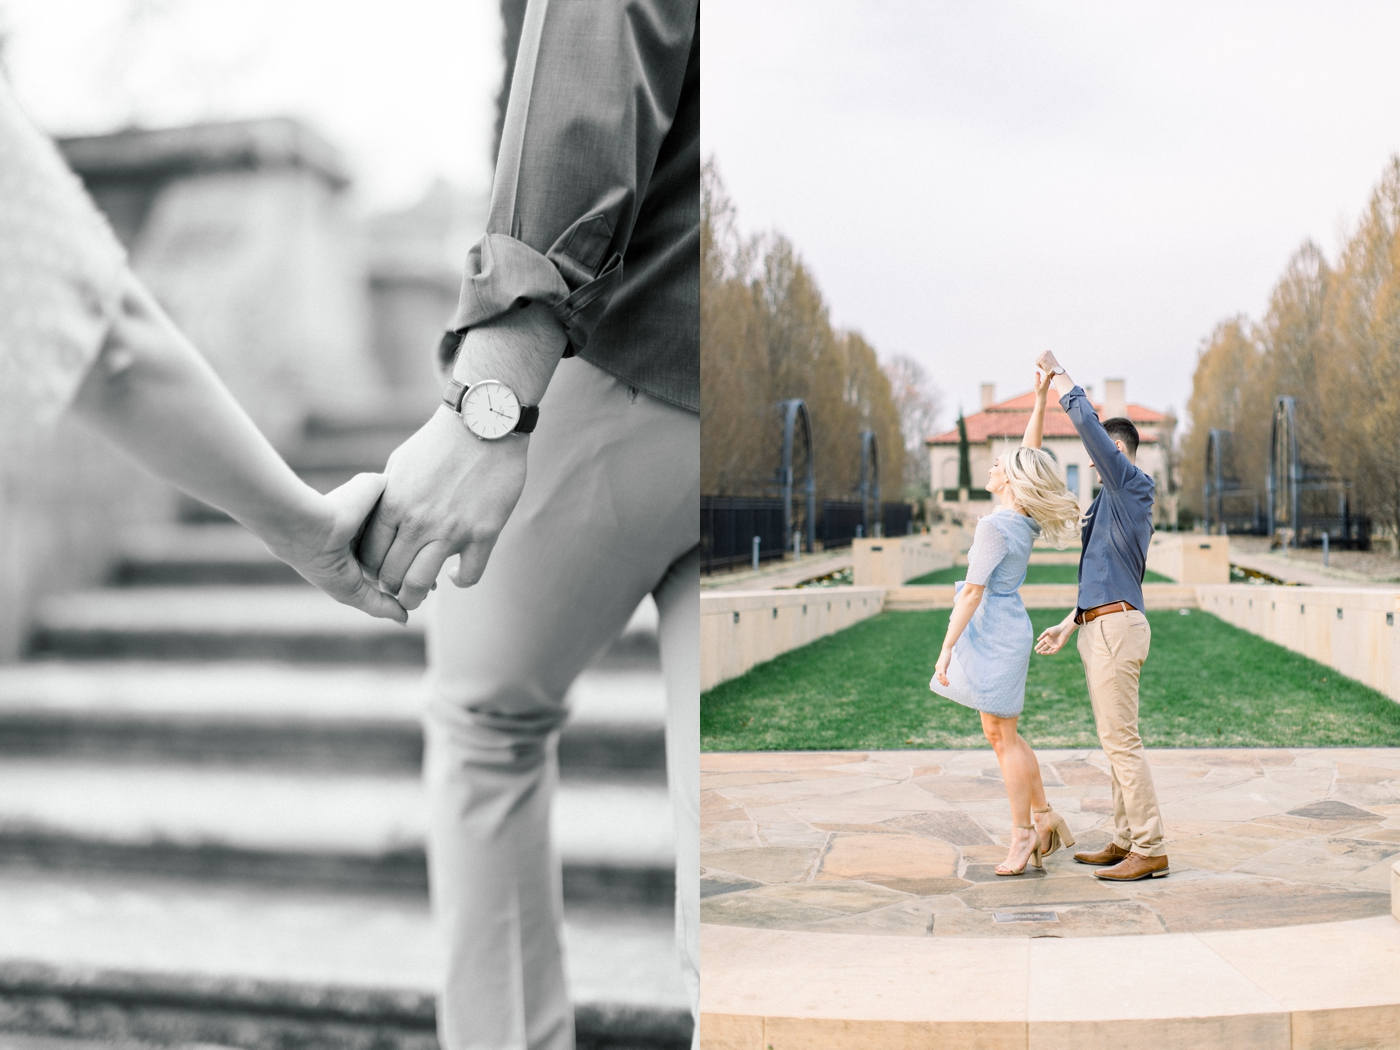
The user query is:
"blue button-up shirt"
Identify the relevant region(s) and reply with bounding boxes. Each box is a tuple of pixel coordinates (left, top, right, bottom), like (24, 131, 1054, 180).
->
(1060, 386, 1155, 615)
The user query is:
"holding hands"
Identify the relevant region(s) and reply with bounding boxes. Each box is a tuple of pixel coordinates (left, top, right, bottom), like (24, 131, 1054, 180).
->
(261, 473, 410, 624)
(355, 408, 528, 611)
(355, 301, 566, 611)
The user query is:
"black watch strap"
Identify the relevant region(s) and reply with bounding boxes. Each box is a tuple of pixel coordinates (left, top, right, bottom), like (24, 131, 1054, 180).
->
(442, 379, 539, 434)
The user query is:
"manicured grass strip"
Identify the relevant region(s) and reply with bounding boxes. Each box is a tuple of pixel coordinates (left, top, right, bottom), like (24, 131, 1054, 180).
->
(905, 564, 1173, 585)
(701, 608, 1400, 751)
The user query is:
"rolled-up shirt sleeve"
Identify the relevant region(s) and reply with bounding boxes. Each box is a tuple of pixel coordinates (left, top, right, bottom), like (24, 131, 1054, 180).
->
(449, 0, 699, 356)
(0, 76, 126, 440)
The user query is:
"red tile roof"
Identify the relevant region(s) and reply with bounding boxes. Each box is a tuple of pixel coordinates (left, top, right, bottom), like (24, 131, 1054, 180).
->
(928, 389, 1172, 445)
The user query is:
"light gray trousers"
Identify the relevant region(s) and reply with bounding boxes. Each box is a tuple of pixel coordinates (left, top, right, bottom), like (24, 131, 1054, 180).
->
(424, 357, 699, 1050)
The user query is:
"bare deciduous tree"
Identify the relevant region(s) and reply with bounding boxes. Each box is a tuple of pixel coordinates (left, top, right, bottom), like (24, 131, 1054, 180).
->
(1182, 157, 1400, 547)
(884, 354, 943, 500)
(701, 160, 904, 506)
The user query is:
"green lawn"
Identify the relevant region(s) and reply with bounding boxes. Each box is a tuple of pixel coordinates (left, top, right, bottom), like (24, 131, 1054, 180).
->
(906, 564, 1173, 585)
(701, 608, 1400, 751)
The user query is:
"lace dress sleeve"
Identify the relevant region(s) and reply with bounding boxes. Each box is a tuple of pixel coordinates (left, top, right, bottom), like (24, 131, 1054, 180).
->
(965, 516, 1009, 586)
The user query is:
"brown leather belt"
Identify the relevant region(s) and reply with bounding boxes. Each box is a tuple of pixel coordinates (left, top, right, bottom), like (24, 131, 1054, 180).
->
(1076, 601, 1136, 624)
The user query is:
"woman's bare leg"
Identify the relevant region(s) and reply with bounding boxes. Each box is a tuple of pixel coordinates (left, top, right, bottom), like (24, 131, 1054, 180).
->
(982, 712, 1048, 871)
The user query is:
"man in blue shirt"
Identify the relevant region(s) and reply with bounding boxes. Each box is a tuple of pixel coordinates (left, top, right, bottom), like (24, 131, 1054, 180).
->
(1033, 350, 1169, 882)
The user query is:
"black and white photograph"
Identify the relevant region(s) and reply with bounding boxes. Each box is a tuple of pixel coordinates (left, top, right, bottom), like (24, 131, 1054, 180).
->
(0, 2, 697, 1049)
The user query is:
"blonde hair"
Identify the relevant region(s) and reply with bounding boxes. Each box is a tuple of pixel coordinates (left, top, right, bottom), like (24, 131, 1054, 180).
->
(1001, 447, 1081, 548)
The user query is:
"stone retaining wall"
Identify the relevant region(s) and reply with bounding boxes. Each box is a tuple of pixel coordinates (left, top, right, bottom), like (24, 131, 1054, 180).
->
(704, 580, 1400, 703)
(850, 536, 952, 588)
(884, 582, 1199, 611)
(1147, 533, 1230, 583)
(700, 589, 885, 691)
(1197, 584, 1400, 702)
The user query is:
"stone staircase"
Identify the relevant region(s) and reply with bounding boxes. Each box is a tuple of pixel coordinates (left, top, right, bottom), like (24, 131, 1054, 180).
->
(0, 416, 691, 1050)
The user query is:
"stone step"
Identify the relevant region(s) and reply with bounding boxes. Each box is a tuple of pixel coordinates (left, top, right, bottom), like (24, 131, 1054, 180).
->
(0, 760, 674, 905)
(28, 588, 660, 668)
(0, 870, 690, 1050)
(0, 663, 667, 779)
(110, 525, 303, 587)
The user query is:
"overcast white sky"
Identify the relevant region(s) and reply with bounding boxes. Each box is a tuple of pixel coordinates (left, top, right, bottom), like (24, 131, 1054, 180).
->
(1, 0, 501, 211)
(702, 0, 1400, 434)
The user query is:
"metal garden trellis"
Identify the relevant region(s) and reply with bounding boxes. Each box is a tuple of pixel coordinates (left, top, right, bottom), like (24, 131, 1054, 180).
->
(778, 399, 816, 554)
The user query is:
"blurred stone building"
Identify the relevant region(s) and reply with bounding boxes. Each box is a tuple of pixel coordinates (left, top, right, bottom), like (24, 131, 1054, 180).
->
(60, 116, 486, 439)
(927, 379, 1179, 527)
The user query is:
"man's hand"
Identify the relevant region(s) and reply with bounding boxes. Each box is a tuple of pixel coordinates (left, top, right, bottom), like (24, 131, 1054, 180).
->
(1035, 350, 1075, 397)
(268, 473, 409, 624)
(356, 409, 528, 610)
(1035, 615, 1078, 655)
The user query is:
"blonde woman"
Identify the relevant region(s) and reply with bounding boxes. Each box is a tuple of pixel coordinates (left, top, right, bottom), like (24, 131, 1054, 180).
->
(931, 369, 1082, 875)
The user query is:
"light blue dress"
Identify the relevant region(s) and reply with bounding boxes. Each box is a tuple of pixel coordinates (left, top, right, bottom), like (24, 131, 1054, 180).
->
(930, 507, 1040, 718)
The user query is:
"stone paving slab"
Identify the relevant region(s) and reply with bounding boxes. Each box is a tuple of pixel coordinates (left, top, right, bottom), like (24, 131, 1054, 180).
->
(701, 748, 1400, 939)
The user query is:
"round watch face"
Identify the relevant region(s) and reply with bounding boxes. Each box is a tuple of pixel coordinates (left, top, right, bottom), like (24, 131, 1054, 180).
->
(460, 380, 521, 439)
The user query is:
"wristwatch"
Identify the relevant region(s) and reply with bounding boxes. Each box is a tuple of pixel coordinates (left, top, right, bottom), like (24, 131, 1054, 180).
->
(443, 378, 539, 439)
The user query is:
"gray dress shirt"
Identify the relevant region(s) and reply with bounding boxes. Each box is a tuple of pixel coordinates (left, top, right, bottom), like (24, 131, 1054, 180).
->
(1060, 386, 1155, 615)
(448, 0, 699, 413)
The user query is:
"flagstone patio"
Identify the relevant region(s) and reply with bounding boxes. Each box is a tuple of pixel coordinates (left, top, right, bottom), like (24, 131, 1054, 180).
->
(701, 748, 1400, 939)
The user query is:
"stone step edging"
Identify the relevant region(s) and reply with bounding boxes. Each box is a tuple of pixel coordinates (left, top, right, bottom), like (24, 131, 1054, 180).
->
(701, 911, 1400, 1050)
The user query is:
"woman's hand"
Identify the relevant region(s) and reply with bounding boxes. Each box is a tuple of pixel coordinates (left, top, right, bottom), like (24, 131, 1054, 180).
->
(934, 645, 952, 687)
(1023, 371, 1052, 447)
(264, 473, 409, 624)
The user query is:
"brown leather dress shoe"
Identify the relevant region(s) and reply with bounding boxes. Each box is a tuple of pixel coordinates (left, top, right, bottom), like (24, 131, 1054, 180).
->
(1073, 842, 1129, 866)
(1093, 852, 1169, 881)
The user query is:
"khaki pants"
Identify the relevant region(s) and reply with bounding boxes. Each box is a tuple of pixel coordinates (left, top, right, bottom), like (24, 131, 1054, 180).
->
(1076, 608, 1166, 857)
(424, 358, 699, 1050)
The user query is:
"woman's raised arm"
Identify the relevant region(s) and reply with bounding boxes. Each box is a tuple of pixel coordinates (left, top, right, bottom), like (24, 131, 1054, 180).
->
(1021, 368, 1053, 449)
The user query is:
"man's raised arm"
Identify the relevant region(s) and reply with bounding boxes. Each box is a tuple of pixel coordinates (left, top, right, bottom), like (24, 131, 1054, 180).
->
(357, 0, 700, 611)
(1035, 350, 1134, 491)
